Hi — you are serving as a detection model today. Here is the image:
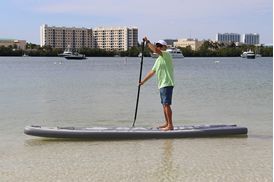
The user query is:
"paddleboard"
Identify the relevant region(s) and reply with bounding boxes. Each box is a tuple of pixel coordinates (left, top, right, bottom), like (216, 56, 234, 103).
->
(24, 124, 248, 140)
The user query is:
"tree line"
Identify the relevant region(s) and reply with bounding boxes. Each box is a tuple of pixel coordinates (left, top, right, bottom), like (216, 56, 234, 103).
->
(0, 41, 272, 57)
(179, 41, 273, 57)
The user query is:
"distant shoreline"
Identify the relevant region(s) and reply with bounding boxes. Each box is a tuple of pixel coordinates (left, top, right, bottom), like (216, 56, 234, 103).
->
(1, 41, 272, 57)
(0, 55, 273, 58)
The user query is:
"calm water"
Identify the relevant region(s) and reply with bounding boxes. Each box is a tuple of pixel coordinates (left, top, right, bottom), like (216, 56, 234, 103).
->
(0, 57, 272, 181)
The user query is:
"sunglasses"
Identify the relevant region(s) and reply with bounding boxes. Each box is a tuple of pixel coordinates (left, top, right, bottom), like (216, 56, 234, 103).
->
(156, 43, 163, 48)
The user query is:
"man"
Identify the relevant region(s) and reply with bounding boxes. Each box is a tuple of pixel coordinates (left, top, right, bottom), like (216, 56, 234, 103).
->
(140, 37, 175, 131)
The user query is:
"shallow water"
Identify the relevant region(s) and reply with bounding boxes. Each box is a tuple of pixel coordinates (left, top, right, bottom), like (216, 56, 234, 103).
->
(0, 57, 272, 181)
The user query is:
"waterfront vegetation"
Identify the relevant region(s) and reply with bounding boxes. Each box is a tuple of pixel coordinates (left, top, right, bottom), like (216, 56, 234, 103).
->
(0, 41, 272, 57)
(179, 41, 273, 57)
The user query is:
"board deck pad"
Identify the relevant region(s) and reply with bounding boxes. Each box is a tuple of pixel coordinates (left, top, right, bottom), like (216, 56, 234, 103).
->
(24, 124, 248, 140)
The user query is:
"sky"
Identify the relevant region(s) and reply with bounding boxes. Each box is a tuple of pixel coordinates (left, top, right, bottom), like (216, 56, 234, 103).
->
(0, 0, 273, 44)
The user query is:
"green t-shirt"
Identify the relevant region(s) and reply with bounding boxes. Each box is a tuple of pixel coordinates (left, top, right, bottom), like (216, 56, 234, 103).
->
(152, 51, 175, 88)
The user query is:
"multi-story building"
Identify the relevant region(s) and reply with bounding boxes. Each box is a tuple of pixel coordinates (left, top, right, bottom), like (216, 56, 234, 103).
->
(0, 39, 26, 50)
(243, 33, 260, 45)
(93, 27, 138, 51)
(174, 38, 204, 51)
(40, 24, 138, 51)
(216, 33, 241, 43)
(40, 24, 92, 49)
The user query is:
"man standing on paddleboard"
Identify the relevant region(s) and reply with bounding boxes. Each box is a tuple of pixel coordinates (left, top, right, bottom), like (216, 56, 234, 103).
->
(140, 37, 175, 131)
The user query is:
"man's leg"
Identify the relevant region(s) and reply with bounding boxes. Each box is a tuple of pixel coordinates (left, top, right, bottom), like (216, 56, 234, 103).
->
(159, 105, 168, 128)
(159, 86, 174, 130)
(162, 104, 173, 131)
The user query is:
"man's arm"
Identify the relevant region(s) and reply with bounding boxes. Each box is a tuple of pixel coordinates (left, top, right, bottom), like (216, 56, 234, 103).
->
(140, 70, 155, 86)
(143, 37, 162, 56)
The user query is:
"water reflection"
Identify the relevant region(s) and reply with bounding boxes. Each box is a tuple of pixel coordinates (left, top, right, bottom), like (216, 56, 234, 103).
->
(157, 140, 179, 181)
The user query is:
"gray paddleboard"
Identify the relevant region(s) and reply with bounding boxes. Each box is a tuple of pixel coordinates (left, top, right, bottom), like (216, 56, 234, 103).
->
(24, 124, 248, 140)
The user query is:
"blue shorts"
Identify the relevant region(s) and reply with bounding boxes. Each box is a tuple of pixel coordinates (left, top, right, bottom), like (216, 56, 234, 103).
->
(160, 86, 174, 105)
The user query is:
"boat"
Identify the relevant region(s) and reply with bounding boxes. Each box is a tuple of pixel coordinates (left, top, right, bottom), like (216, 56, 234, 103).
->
(24, 124, 248, 140)
(241, 50, 255, 59)
(58, 46, 73, 57)
(22, 53, 29, 57)
(151, 48, 184, 59)
(64, 53, 86, 60)
(167, 48, 184, 58)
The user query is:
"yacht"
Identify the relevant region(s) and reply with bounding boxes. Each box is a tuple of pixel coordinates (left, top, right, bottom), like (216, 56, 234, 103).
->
(241, 50, 255, 59)
(151, 48, 184, 58)
(64, 52, 86, 60)
(167, 48, 184, 58)
(58, 46, 73, 57)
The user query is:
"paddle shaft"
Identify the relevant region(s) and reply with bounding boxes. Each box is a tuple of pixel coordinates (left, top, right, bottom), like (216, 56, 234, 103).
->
(132, 41, 145, 127)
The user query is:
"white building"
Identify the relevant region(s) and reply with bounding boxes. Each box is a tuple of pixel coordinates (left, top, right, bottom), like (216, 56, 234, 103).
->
(216, 33, 241, 43)
(93, 27, 138, 51)
(243, 33, 260, 45)
(40, 24, 92, 49)
(40, 24, 138, 51)
(0, 39, 26, 50)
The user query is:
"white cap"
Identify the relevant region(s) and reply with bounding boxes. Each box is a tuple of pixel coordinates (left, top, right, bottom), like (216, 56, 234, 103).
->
(156, 40, 167, 46)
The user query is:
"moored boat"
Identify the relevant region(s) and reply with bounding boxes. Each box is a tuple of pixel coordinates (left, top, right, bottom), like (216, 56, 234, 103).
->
(241, 50, 255, 59)
(167, 48, 184, 58)
(151, 48, 184, 59)
(64, 53, 86, 60)
(58, 46, 73, 57)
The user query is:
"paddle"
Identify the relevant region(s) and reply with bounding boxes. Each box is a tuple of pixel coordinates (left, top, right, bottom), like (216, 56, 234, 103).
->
(132, 41, 145, 127)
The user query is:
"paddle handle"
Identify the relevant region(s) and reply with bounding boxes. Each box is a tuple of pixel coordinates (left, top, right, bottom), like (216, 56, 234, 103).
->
(132, 41, 145, 127)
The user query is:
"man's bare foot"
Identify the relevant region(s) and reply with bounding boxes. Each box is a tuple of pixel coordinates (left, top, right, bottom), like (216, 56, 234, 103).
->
(161, 126, 174, 131)
(158, 123, 168, 128)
